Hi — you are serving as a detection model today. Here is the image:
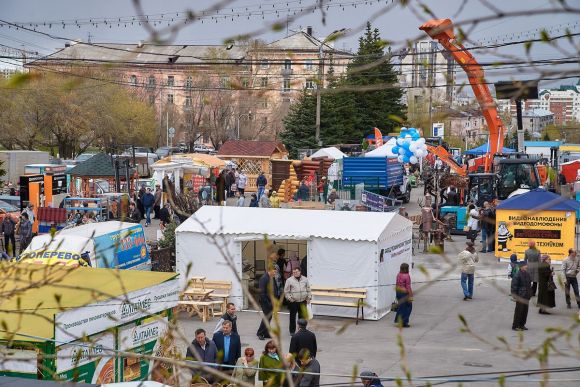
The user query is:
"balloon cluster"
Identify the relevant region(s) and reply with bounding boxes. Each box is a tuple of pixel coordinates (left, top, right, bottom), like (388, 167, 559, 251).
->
(391, 127, 427, 164)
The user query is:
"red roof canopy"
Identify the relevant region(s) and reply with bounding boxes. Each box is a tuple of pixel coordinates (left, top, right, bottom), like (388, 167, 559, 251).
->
(217, 140, 287, 158)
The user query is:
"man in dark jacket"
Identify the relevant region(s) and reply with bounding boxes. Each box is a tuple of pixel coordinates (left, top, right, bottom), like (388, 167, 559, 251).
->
(296, 348, 320, 387)
(18, 213, 33, 252)
(1, 215, 17, 257)
(142, 188, 155, 227)
(186, 328, 218, 382)
(129, 203, 142, 223)
(257, 268, 279, 340)
(213, 303, 238, 334)
(511, 261, 532, 331)
(212, 320, 241, 374)
(289, 319, 317, 360)
(153, 184, 162, 219)
(257, 172, 267, 200)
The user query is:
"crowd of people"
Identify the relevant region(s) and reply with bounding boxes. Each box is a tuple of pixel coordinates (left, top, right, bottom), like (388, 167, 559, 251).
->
(1, 205, 33, 259)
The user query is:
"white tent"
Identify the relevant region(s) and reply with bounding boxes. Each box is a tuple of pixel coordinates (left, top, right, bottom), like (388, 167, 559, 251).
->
(364, 138, 397, 157)
(175, 206, 412, 320)
(310, 146, 346, 160)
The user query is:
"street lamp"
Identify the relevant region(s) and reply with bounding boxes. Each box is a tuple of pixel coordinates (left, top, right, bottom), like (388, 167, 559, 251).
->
(236, 111, 252, 140)
(315, 28, 347, 147)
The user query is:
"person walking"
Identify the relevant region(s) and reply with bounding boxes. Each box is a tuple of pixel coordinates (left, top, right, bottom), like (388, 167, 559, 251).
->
(212, 320, 241, 374)
(153, 184, 162, 219)
(537, 254, 556, 314)
(284, 267, 312, 335)
(562, 248, 580, 309)
(479, 201, 495, 253)
(298, 179, 309, 201)
(237, 171, 248, 195)
(142, 187, 155, 227)
(524, 241, 541, 297)
(394, 262, 413, 327)
(249, 194, 259, 207)
(129, 202, 142, 223)
(185, 328, 218, 383)
(466, 204, 480, 244)
(257, 172, 267, 200)
(257, 268, 280, 340)
(236, 193, 245, 207)
(1, 214, 17, 257)
(233, 347, 258, 385)
(258, 340, 284, 386)
(18, 212, 33, 252)
(289, 318, 317, 359)
(458, 241, 479, 300)
(360, 371, 384, 387)
(213, 302, 238, 334)
(511, 261, 532, 331)
(158, 203, 171, 228)
(295, 348, 320, 387)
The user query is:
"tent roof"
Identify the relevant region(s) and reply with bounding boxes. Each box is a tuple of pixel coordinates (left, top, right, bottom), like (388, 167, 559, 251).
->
(310, 147, 346, 160)
(364, 138, 397, 157)
(0, 263, 176, 342)
(217, 140, 287, 158)
(68, 153, 132, 177)
(497, 188, 580, 211)
(464, 143, 515, 155)
(153, 153, 226, 168)
(176, 206, 410, 242)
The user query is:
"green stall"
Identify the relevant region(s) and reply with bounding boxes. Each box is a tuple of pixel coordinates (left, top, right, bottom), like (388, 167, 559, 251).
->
(0, 263, 179, 384)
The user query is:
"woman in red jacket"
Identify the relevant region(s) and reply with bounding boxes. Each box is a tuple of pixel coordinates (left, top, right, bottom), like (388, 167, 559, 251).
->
(394, 263, 413, 327)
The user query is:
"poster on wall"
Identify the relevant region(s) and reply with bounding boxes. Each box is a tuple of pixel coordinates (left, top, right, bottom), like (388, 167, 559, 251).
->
(56, 331, 115, 384)
(118, 315, 172, 382)
(0, 346, 38, 378)
(495, 210, 576, 261)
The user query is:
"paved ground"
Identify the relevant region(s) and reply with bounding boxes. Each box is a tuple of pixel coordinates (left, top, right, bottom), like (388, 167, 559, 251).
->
(148, 188, 580, 386)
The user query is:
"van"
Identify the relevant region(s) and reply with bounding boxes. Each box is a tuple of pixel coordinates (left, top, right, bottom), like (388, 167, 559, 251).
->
(19, 221, 150, 269)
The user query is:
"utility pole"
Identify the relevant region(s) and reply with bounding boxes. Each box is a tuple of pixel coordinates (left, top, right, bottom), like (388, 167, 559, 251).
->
(166, 111, 169, 147)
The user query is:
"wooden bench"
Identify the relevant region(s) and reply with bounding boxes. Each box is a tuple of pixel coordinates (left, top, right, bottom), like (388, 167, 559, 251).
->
(188, 279, 232, 316)
(177, 300, 223, 322)
(310, 286, 367, 324)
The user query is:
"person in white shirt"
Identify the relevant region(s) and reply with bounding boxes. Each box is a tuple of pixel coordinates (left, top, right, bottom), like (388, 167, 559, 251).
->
(466, 204, 480, 243)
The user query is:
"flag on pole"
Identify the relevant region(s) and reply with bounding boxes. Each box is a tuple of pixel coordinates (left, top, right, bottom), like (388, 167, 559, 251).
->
(374, 127, 383, 147)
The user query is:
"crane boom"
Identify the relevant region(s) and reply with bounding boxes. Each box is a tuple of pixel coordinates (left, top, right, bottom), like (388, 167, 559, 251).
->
(419, 19, 505, 172)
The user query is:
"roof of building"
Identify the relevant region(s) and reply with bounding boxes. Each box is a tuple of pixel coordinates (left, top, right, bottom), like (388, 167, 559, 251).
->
(523, 141, 561, 148)
(497, 188, 580, 211)
(217, 140, 287, 158)
(176, 206, 412, 242)
(435, 107, 483, 118)
(265, 31, 352, 55)
(68, 153, 132, 177)
(521, 108, 554, 117)
(0, 263, 176, 341)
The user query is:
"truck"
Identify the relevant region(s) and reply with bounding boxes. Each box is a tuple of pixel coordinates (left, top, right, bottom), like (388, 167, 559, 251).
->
(19, 221, 150, 269)
(341, 156, 411, 203)
(0, 150, 50, 185)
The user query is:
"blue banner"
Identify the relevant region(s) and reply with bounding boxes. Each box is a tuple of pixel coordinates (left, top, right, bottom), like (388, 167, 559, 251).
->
(93, 224, 150, 269)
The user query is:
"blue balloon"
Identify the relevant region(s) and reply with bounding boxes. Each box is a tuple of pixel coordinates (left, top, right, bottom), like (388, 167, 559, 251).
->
(391, 146, 400, 155)
(403, 155, 410, 163)
(402, 142, 410, 149)
(412, 133, 420, 140)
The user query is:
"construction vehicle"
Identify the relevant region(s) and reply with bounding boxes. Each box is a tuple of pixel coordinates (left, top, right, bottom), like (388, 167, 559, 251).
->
(419, 18, 541, 202)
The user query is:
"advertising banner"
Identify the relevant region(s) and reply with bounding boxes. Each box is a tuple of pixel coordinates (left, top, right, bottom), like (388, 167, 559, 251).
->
(55, 279, 179, 344)
(56, 332, 115, 384)
(118, 315, 172, 382)
(361, 190, 387, 212)
(0, 346, 37, 377)
(94, 224, 149, 269)
(495, 209, 576, 261)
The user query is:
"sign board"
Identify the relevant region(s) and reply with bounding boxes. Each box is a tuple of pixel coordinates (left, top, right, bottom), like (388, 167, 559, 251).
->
(361, 190, 388, 212)
(0, 346, 38, 376)
(55, 279, 179, 344)
(168, 127, 175, 138)
(93, 224, 149, 269)
(52, 173, 67, 195)
(495, 209, 575, 261)
(432, 123, 444, 138)
(118, 315, 171, 382)
(19, 174, 45, 202)
(56, 331, 115, 383)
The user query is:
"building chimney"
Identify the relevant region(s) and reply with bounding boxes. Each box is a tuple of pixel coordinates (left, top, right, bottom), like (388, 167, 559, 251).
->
(306, 26, 313, 36)
(137, 40, 144, 48)
(64, 43, 70, 48)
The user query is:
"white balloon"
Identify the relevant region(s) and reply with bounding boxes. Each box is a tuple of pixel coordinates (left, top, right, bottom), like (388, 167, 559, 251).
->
(417, 138, 425, 145)
(397, 138, 404, 146)
(410, 156, 418, 164)
(409, 143, 417, 152)
(399, 148, 405, 155)
(397, 155, 404, 162)
(405, 134, 412, 139)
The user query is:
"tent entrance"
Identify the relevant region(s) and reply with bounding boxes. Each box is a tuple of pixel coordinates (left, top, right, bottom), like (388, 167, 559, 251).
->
(241, 238, 308, 310)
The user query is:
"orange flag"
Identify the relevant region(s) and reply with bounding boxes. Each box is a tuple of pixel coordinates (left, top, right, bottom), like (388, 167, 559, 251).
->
(374, 127, 383, 147)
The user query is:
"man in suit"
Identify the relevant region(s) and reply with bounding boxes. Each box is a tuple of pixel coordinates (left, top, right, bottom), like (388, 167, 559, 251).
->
(257, 268, 280, 340)
(212, 320, 241, 374)
(289, 319, 317, 360)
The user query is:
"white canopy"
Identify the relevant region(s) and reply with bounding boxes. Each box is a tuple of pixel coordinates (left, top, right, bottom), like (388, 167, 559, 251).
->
(175, 206, 412, 320)
(364, 138, 397, 157)
(310, 146, 346, 160)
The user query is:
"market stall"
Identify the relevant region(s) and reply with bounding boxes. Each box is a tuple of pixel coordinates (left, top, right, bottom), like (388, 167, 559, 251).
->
(68, 153, 135, 197)
(175, 206, 412, 320)
(495, 188, 580, 262)
(0, 263, 179, 383)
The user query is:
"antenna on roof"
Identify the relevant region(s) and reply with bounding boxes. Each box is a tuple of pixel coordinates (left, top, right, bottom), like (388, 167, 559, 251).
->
(87, 32, 93, 44)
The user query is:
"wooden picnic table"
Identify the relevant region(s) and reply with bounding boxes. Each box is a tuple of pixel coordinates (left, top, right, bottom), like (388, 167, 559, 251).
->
(183, 288, 215, 301)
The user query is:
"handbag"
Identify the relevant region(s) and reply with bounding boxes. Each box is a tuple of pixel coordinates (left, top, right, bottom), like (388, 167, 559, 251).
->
(391, 300, 399, 312)
(547, 279, 557, 291)
(463, 225, 471, 232)
(305, 302, 314, 320)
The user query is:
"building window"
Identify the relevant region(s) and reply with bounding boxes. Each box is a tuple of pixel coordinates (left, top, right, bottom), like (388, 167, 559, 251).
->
(220, 76, 230, 88)
(147, 75, 156, 88)
(241, 78, 249, 88)
(184, 96, 192, 109)
(260, 98, 268, 108)
(283, 78, 291, 92)
(167, 75, 175, 87)
(260, 77, 268, 88)
(149, 95, 155, 104)
(260, 59, 269, 69)
(167, 94, 174, 104)
(304, 59, 313, 70)
(305, 80, 315, 90)
(284, 59, 292, 69)
(130, 75, 137, 86)
(262, 116, 269, 126)
(185, 76, 193, 89)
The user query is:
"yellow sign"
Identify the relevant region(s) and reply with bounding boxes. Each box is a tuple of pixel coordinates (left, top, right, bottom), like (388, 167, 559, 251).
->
(495, 210, 576, 262)
(19, 250, 89, 267)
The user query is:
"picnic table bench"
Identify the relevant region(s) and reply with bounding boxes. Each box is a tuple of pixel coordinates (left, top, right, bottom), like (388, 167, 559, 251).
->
(310, 286, 367, 324)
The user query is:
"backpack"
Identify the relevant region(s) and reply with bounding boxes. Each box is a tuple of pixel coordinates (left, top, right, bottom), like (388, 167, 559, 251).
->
(509, 263, 519, 278)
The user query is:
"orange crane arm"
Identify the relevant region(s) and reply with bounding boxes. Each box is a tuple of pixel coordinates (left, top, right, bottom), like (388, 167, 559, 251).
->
(426, 145, 467, 176)
(419, 19, 506, 173)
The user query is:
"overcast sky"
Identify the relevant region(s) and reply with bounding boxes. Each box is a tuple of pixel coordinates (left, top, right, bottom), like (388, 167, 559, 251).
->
(1, 0, 578, 88)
